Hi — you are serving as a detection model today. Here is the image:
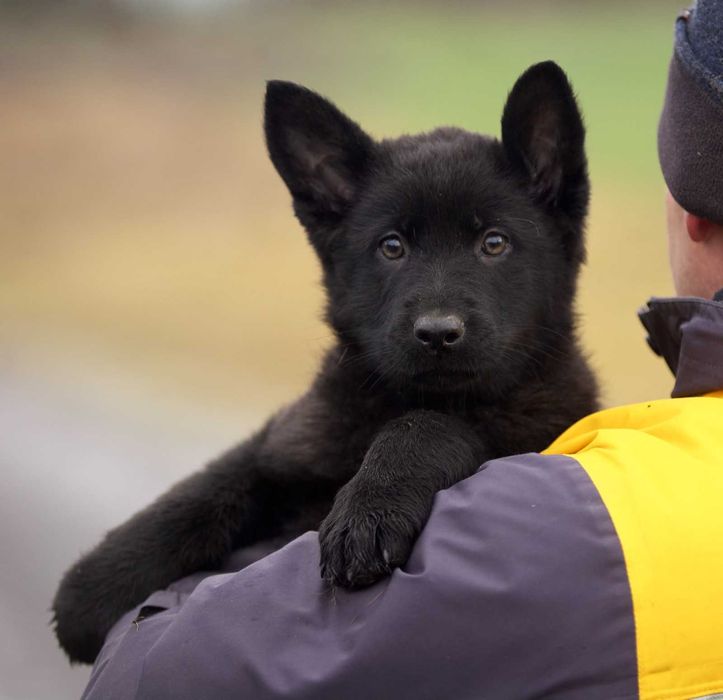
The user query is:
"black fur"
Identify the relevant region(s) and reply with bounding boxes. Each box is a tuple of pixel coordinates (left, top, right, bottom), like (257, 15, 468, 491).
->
(52, 61, 599, 664)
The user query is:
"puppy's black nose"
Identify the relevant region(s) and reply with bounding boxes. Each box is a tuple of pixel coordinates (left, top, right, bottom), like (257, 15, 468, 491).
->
(414, 314, 465, 350)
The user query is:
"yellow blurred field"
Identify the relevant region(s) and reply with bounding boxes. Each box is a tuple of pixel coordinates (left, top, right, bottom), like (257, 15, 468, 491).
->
(1, 3, 678, 418)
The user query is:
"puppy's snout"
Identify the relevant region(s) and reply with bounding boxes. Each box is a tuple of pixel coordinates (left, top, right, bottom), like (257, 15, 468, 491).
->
(413, 314, 465, 351)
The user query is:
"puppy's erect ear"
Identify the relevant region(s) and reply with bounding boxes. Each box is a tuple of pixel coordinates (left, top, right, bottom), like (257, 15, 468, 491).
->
(501, 61, 587, 219)
(264, 81, 374, 229)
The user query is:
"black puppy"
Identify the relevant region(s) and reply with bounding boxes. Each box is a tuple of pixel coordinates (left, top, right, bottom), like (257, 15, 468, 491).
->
(53, 61, 598, 664)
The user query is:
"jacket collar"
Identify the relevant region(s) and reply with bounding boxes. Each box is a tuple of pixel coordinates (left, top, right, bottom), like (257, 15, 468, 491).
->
(639, 289, 723, 398)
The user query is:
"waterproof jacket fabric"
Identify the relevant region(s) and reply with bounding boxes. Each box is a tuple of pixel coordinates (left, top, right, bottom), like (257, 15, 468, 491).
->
(81, 295, 723, 700)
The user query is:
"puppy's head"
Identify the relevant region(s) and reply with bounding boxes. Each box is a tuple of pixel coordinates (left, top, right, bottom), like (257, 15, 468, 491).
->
(264, 62, 588, 398)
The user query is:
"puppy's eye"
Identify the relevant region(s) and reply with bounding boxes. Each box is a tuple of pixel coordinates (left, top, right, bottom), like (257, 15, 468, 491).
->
(379, 234, 405, 260)
(478, 230, 510, 257)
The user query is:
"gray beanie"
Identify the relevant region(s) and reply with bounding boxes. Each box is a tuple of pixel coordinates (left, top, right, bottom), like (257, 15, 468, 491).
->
(658, 0, 723, 224)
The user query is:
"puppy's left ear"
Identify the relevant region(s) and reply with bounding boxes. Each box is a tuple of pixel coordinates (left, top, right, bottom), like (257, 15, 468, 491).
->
(501, 61, 588, 220)
(264, 81, 374, 231)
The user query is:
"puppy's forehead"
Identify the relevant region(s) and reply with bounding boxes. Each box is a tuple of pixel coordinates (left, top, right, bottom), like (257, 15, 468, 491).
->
(386, 127, 493, 160)
(374, 129, 514, 222)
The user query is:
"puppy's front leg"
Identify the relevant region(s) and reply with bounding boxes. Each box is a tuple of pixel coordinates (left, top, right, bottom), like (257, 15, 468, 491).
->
(319, 410, 487, 588)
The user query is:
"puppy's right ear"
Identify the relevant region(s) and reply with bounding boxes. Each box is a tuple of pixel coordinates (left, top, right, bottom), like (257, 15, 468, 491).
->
(264, 81, 374, 230)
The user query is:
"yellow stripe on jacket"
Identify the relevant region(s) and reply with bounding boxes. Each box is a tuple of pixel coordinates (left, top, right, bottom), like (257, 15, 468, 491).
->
(544, 391, 723, 700)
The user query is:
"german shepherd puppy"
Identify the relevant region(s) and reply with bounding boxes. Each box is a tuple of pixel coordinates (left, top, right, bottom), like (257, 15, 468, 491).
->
(53, 61, 598, 664)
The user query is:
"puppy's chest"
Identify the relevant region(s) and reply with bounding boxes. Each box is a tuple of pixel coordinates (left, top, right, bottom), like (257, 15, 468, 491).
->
(264, 392, 392, 473)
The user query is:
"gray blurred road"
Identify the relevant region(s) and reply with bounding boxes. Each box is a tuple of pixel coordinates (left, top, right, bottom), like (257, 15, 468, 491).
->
(0, 358, 262, 700)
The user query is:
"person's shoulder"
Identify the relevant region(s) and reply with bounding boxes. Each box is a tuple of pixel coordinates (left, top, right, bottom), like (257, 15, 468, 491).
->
(117, 454, 640, 700)
(429, 449, 619, 584)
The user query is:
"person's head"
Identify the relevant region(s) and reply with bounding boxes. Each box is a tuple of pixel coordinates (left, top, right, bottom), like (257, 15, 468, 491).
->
(658, 0, 723, 298)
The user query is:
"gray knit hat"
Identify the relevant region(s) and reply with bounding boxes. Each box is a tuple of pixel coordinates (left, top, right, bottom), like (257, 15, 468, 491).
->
(658, 0, 723, 223)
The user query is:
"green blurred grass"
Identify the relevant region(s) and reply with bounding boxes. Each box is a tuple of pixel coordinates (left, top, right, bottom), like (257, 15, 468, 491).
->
(0, 1, 681, 419)
(246, 1, 678, 181)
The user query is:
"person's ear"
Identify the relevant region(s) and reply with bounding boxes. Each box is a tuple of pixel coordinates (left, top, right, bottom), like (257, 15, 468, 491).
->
(685, 213, 715, 243)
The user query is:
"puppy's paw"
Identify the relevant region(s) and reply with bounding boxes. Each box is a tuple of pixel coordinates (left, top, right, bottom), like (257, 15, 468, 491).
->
(318, 482, 423, 589)
(52, 572, 113, 664)
(52, 556, 140, 664)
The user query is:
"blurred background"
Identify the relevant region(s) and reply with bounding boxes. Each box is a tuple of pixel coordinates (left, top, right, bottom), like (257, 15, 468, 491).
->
(1, 0, 680, 697)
